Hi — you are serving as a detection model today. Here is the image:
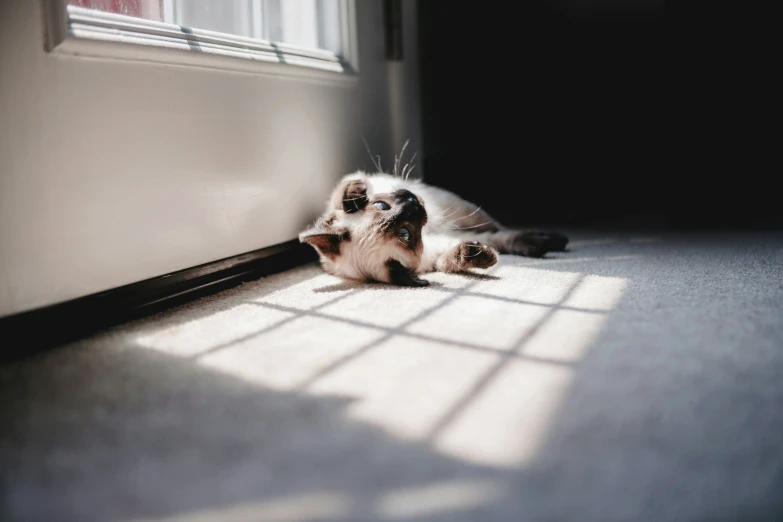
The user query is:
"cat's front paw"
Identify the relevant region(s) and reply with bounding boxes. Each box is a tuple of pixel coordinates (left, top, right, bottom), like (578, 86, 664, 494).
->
(458, 241, 498, 269)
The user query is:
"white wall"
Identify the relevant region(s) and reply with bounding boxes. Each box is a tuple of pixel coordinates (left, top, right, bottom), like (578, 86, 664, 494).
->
(0, 0, 419, 317)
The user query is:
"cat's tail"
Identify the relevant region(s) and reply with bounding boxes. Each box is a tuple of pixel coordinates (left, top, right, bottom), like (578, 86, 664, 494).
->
(453, 229, 569, 258)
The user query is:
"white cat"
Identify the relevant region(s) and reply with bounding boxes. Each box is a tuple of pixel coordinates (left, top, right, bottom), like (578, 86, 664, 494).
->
(299, 171, 568, 286)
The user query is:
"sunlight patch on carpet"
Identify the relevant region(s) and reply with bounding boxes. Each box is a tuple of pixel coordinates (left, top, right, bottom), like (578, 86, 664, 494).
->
(253, 271, 353, 310)
(135, 304, 294, 357)
(133, 261, 628, 471)
(470, 265, 582, 304)
(309, 337, 499, 440)
(317, 287, 453, 329)
(405, 295, 550, 350)
(198, 315, 385, 390)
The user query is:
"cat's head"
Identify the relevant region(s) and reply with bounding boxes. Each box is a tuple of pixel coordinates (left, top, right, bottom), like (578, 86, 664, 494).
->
(299, 172, 429, 286)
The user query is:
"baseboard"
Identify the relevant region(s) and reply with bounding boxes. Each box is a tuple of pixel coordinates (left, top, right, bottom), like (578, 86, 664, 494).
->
(0, 240, 317, 364)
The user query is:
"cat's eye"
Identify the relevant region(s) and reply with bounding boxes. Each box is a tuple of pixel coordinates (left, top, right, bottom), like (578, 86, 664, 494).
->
(398, 228, 410, 241)
(373, 201, 391, 211)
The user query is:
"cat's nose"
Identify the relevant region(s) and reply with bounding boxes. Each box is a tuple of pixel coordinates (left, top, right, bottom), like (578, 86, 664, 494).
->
(394, 189, 420, 206)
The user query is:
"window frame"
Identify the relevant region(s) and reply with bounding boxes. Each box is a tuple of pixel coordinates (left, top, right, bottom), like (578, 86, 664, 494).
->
(43, 0, 359, 83)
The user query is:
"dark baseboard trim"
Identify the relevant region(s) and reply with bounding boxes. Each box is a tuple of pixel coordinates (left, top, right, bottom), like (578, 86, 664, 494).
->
(0, 240, 317, 364)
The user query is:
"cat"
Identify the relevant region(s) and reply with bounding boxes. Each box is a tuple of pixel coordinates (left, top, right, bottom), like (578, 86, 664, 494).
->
(299, 170, 569, 287)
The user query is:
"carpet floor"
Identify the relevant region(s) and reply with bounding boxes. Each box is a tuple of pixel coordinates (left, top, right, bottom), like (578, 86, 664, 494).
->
(2, 229, 782, 522)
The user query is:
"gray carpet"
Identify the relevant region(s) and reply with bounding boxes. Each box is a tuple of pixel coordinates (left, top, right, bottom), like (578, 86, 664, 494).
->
(2, 230, 783, 522)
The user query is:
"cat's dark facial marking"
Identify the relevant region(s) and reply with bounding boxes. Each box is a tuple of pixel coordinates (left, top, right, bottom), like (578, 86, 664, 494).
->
(342, 180, 368, 213)
(374, 189, 427, 254)
(386, 259, 429, 287)
(299, 225, 350, 260)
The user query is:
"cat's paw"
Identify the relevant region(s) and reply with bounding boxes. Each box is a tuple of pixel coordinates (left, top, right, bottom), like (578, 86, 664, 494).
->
(510, 231, 569, 258)
(458, 241, 498, 269)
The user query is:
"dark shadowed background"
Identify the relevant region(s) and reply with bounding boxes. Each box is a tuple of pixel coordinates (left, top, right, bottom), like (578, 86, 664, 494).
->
(417, 1, 779, 229)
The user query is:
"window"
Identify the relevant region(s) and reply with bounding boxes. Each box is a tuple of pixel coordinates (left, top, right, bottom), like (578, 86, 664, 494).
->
(5, 0, 416, 315)
(48, 0, 357, 76)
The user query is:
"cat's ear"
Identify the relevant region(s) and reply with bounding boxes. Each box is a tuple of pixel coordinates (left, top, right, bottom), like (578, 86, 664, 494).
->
(299, 223, 350, 259)
(386, 259, 429, 287)
(342, 179, 368, 213)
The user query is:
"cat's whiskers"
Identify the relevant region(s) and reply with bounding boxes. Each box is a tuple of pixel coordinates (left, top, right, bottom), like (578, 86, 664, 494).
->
(442, 220, 495, 231)
(423, 223, 440, 234)
(433, 203, 460, 220)
(431, 204, 482, 225)
(461, 249, 485, 258)
(401, 151, 418, 180)
(427, 221, 463, 234)
(392, 139, 411, 178)
(362, 138, 417, 180)
(426, 216, 495, 232)
(427, 220, 447, 229)
(450, 205, 483, 222)
(362, 136, 384, 174)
